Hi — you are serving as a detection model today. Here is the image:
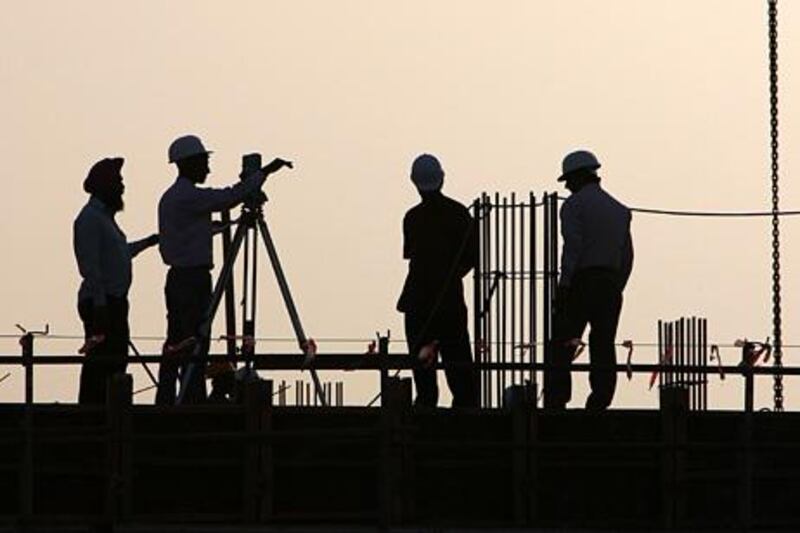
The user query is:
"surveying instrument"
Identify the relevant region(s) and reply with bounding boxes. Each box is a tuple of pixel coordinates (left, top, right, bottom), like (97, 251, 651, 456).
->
(177, 153, 325, 405)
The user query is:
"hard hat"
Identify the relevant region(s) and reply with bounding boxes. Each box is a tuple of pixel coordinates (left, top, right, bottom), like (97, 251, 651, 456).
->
(410, 153, 444, 192)
(558, 150, 601, 181)
(168, 134, 213, 163)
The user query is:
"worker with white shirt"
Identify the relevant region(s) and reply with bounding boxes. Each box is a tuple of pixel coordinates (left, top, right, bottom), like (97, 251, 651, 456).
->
(546, 150, 633, 411)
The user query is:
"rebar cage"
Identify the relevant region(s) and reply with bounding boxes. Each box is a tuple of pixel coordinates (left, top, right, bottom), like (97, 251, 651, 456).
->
(473, 192, 560, 408)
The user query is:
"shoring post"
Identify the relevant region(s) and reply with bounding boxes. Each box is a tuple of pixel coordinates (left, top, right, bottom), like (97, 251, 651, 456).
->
(106, 373, 133, 522)
(739, 390, 754, 529)
(511, 385, 537, 526)
(659, 385, 688, 529)
(380, 377, 411, 526)
(260, 379, 275, 521)
(242, 379, 273, 522)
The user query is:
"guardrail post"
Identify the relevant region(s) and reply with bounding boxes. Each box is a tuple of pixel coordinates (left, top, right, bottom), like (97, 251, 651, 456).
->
(19, 333, 34, 523)
(380, 377, 411, 527)
(107, 373, 133, 523)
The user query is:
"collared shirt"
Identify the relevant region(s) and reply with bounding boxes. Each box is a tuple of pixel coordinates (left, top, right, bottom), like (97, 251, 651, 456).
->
(158, 173, 264, 268)
(559, 182, 633, 288)
(74, 196, 148, 306)
(397, 192, 478, 314)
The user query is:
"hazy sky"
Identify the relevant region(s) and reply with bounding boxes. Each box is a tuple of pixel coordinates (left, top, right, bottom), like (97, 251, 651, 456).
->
(1, 1, 798, 409)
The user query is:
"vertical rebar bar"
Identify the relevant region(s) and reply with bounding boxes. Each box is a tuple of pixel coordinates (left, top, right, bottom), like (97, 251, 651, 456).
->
(483, 194, 490, 407)
(495, 192, 501, 407)
(472, 198, 482, 407)
(519, 195, 526, 388)
(543, 194, 551, 403)
(501, 195, 508, 398)
(509, 192, 517, 385)
(658, 320, 663, 391)
(702, 318, 708, 410)
(681, 318, 687, 392)
(530, 193, 537, 398)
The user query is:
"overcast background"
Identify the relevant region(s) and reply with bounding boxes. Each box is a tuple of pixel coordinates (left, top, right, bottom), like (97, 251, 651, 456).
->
(1, 1, 798, 409)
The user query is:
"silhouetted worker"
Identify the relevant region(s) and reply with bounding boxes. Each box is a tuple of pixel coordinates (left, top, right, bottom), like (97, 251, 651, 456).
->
(546, 150, 633, 411)
(73, 157, 159, 404)
(397, 154, 479, 408)
(156, 135, 292, 405)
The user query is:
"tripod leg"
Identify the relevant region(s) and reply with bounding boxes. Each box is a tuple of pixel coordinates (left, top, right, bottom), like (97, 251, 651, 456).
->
(177, 220, 248, 405)
(255, 216, 327, 406)
(128, 340, 159, 388)
(220, 210, 238, 359)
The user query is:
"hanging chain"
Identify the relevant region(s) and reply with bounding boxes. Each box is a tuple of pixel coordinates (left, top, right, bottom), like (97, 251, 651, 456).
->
(768, 0, 783, 411)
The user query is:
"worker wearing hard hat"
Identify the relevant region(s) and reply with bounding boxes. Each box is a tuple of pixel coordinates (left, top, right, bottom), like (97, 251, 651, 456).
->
(156, 135, 292, 405)
(73, 157, 159, 404)
(397, 154, 479, 408)
(546, 150, 633, 411)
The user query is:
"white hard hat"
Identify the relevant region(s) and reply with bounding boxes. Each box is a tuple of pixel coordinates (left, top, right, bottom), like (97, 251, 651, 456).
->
(168, 134, 213, 163)
(558, 150, 601, 181)
(410, 153, 444, 192)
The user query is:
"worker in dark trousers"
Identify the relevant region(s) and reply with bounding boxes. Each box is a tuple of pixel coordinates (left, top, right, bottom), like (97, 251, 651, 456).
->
(546, 150, 633, 411)
(156, 135, 292, 405)
(73, 157, 159, 404)
(397, 154, 479, 408)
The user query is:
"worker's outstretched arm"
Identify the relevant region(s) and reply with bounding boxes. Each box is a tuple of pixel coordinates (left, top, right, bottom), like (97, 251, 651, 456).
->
(128, 233, 159, 258)
(188, 158, 293, 214)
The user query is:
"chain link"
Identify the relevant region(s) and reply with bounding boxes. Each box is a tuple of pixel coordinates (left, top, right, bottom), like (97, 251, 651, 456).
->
(768, 0, 783, 411)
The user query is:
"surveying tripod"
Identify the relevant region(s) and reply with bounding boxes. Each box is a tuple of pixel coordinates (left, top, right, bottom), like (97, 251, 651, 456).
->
(177, 155, 325, 405)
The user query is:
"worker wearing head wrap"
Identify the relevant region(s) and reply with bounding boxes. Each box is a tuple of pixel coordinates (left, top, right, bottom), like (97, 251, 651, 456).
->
(397, 154, 479, 408)
(73, 157, 159, 404)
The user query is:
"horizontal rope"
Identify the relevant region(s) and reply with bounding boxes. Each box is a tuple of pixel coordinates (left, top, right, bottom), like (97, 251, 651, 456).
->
(553, 196, 800, 218)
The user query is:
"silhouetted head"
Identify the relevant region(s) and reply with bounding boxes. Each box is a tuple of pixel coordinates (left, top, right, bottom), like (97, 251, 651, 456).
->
(411, 154, 444, 197)
(169, 134, 212, 184)
(176, 153, 211, 184)
(84, 157, 125, 213)
(558, 150, 601, 193)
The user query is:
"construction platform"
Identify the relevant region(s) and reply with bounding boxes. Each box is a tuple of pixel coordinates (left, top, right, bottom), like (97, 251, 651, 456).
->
(0, 376, 798, 531)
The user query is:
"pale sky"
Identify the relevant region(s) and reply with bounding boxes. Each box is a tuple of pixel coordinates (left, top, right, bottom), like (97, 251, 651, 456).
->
(1, 1, 798, 409)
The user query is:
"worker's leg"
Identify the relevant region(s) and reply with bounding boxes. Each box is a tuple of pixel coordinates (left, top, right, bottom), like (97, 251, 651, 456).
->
(101, 296, 130, 398)
(180, 269, 212, 404)
(405, 312, 439, 407)
(545, 287, 588, 409)
(157, 267, 211, 404)
(585, 272, 623, 411)
(78, 299, 105, 404)
(156, 270, 181, 405)
(439, 305, 479, 408)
